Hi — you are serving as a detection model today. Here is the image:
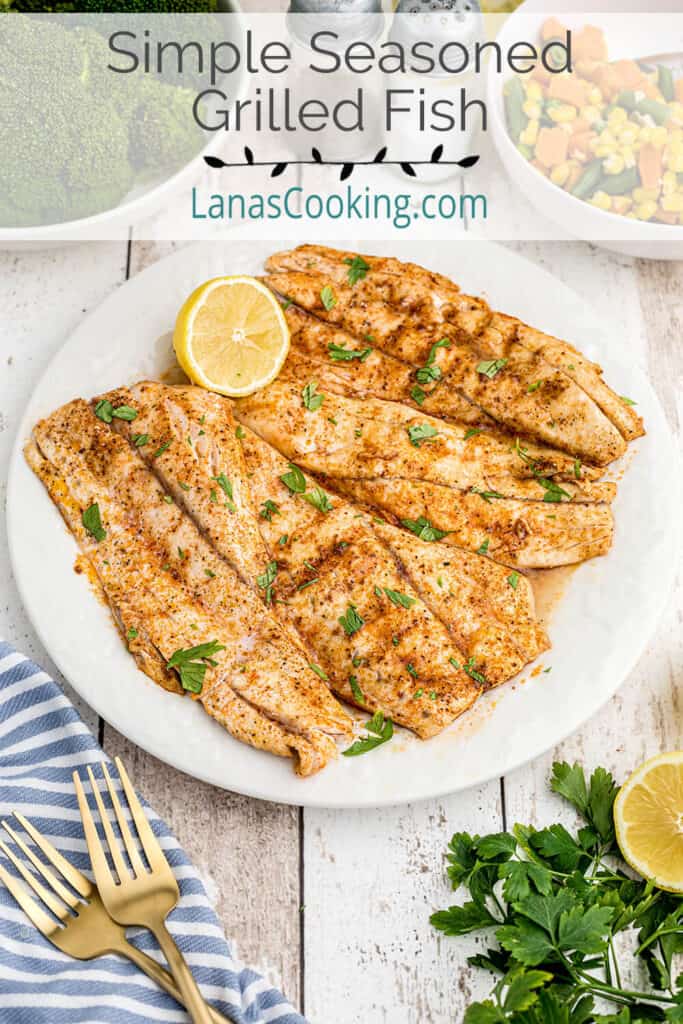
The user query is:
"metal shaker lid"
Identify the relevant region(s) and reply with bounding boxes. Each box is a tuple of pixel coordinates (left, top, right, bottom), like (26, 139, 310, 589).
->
(389, 0, 483, 78)
(287, 1, 385, 49)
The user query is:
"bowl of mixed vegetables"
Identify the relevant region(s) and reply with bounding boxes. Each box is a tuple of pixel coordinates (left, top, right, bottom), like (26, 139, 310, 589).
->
(489, 1, 683, 258)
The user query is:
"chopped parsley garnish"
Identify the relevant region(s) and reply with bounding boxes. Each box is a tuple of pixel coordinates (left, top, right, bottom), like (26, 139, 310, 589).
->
(126, 627, 138, 641)
(463, 656, 487, 686)
(401, 516, 449, 542)
(280, 296, 293, 310)
(235, 425, 245, 439)
(477, 539, 490, 555)
(209, 489, 218, 504)
(163, 495, 173, 504)
(410, 384, 427, 406)
(152, 439, 171, 459)
(344, 254, 370, 285)
(513, 438, 571, 503)
(415, 338, 451, 386)
(407, 423, 439, 448)
(320, 285, 337, 311)
(527, 380, 542, 393)
(205, 569, 216, 578)
(574, 459, 582, 480)
(278, 534, 289, 546)
(94, 399, 138, 424)
(179, 482, 190, 492)
(507, 571, 520, 590)
(348, 675, 365, 704)
(463, 428, 482, 440)
(414, 688, 424, 699)
(472, 487, 505, 503)
(298, 578, 318, 591)
(213, 474, 236, 511)
(621, 395, 637, 406)
(257, 561, 278, 605)
(476, 358, 508, 379)
(132, 433, 149, 447)
(328, 342, 372, 362)
(309, 662, 328, 681)
(429, 691, 437, 701)
(302, 486, 333, 514)
(338, 604, 364, 636)
(342, 711, 393, 757)
(280, 463, 306, 494)
(82, 503, 106, 542)
(260, 499, 280, 522)
(302, 380, 324, 411)
(177, 547, 186, 560)
(166, 640, 226, 694)
(407, 663, 418, 678)
(382, 587, 416, 610)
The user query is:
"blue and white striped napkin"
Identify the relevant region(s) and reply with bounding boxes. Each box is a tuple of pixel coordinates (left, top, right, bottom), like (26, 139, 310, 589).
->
(0, 640, 307, 1024)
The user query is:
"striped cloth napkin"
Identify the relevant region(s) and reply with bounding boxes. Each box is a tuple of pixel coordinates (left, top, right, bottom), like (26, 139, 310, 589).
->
(0, 641, 307, 1024)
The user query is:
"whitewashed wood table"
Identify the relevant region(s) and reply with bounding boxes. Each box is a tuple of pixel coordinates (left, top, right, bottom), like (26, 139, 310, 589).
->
(1, 239, 681, 1022)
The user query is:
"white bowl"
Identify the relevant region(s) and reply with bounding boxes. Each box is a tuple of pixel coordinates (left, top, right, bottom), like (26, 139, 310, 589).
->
(488, 0, 683, 259)
(0, 3, 241, 250)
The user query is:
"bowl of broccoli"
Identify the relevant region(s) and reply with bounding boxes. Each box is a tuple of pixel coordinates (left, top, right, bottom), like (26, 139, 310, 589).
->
(0, 1, 241, 244)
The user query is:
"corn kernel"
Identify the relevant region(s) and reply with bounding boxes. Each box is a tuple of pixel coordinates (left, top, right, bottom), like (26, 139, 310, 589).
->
(621, 147, 636, 168)
(651, 126, 669, 147)
(520, 120, 539, 147)
(618, 127, 638, 146)
(667, 152, 683, 173)
(635, 200, 658, 220)
(590, 191, 612, 211)
(662, 171, 677, 195)
(548, 104, 577, 124)
(550, 162, 571, 186)
(661, 193, 683, 212)
(668, 102, 683, 123)
(608, 107, 628, 125)
(581, 105, 602, 125)
(612, 196, 633, 215)
(525, 81, 542, 101)
(603, 153, 625, 175)
(633, 187, 661, 203)
(588, 86, 603, 104)
(523, 101, 542, 120)
(594, 144, 615, 158)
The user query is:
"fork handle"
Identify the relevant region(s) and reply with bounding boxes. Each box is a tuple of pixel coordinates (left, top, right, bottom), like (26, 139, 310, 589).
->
(121, 937, 228, 1024)
(152, 919, 214, 1024)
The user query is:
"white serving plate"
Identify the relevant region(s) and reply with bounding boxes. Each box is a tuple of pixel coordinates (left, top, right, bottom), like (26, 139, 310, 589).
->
(6, 241, 678, 807)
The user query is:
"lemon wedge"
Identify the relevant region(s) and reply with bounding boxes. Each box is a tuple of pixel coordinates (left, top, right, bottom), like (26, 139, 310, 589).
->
(173, 276, 290, 397)
(614, 751, 683, 892)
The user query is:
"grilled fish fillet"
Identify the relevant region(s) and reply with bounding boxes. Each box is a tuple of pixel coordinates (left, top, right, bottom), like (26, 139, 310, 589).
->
(271, 302, 603, 483)
(240, 426, 549, 690)
(26, 399, 351, 775)
(268, 245, 644, 444)
(265, 251, 633, 464)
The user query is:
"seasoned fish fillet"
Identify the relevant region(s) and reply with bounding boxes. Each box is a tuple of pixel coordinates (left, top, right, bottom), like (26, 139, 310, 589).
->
(234, 379, 616, 505)
(322, 475, 614, 569)
(97, 380, 267, 585)
(26, 399, 351, 775)
(236, 428, 482, 735)
(272, 302, 604, 482)
(265, 252, 631, 464)
(268, 245, 644, 444)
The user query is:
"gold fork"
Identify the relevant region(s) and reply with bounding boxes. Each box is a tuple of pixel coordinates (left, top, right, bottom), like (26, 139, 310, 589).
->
(0, 812, 228, 1023)
(74, 758, 213, 1024)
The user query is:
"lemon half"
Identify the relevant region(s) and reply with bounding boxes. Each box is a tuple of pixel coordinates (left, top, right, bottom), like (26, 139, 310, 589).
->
(614, 751, 683, 893)
(173, 276, 290, 397)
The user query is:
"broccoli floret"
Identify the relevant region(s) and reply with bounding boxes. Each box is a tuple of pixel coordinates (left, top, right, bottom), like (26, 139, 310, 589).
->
(129, 81, 205, 177)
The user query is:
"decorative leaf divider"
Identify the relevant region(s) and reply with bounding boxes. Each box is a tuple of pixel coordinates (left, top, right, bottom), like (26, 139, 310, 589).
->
(205, 145, 479, 180)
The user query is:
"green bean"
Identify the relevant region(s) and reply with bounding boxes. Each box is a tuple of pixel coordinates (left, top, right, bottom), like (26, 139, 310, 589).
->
(636, 98, 670, 125)
(516, 143, 533, 160)
(504, 78, 526, 143)
(598, 167, 640, 195)
(658, 65, 675, 102)
(617, 90, 637, 111)
(572, 159, 604, 199)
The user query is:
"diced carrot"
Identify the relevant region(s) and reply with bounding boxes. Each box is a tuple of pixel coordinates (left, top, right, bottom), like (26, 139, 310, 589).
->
(592, 65, 621, 101)
(542, 18, 566, 41)
(641, 79, 662, 101)
(534, 126, 570, 169)
(573, 26, 608, 63)
(569, 132, 596, 158)
(638, 144, 663, 190)
(548, 75, 589, 108)
(676, 79, 683, 103)
(530, 160, 549, 176)
(531, 64, 552, 86)
(654, 209, 678, 225)
(571, 118, 590, 135)
(611, 60, 646, 91)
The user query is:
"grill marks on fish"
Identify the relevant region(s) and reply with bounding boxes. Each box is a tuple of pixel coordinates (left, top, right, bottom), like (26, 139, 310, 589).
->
(239, 426, 548, 704)
(265, 245, 640, 464)
(27, 398, 351, 776)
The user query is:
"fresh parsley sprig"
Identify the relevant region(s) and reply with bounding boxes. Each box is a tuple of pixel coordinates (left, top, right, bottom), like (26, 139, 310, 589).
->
(431, 762, 683, 1023)
(166, 640, 226, 694)
(342, 710, 393, 757)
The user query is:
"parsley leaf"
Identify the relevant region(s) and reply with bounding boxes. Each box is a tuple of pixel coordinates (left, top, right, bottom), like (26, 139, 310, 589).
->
(401, 516, 449, 542)
(302, 487, 333, 513)
(94, 400, 138, 424)
(256, 561, 278, 605)
(302, 381, 324, 411)
(320, 285, 337, 311)
(82, 503, 106, 542)
(348, 674, 365, 704)
(328, 342, 372, 362)
(382, 587, 416, 609)
(260, 499, 280, 522)
(280, 464, 307, 494)
(166, 640, 226, 694)
(344, 254, 370, 285)
(342, 711, 393, 757)
(410, 384, 427, 405)
(415, 338, 451, 385)
(407, 422, 439, 448)
(477, 358, 508, 379)
(338, 604, 364, 636)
